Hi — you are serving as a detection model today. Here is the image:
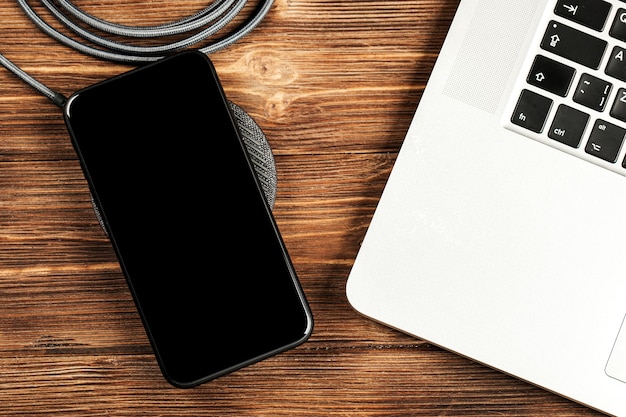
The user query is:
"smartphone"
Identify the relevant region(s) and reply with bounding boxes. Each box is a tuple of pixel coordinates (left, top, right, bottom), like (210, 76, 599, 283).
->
(62, 50, 313, 388)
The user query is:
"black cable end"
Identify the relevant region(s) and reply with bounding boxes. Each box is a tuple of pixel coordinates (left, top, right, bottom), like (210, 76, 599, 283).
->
(51, 92, 67, 108)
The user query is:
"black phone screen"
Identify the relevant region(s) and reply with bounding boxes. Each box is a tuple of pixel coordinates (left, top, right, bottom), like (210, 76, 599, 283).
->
(63, 51, 312, 387)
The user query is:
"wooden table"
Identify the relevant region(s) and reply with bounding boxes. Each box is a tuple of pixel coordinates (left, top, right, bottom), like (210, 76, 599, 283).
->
(0, 1, 606, 415)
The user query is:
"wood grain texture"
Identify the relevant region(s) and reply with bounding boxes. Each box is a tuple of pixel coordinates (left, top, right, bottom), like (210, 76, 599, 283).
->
(0, 1, 605, 415)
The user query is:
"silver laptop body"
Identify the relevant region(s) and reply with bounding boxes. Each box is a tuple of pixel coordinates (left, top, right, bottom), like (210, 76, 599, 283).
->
(347, 0, 626, 415)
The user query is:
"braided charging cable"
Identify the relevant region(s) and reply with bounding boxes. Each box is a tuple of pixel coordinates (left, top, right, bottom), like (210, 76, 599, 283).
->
(15, 0, 274, 63)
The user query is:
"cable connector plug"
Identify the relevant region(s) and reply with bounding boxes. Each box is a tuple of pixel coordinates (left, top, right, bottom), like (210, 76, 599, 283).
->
(51, 92, 67, 108)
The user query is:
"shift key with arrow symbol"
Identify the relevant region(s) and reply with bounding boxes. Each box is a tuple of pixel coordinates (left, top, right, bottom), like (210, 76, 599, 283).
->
(527, 55, 576, 96)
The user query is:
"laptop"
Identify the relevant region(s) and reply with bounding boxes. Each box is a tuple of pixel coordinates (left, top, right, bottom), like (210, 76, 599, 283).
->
(346, 0, 626, 415)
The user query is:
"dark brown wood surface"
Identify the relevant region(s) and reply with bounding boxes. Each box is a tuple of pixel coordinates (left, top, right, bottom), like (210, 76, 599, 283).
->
(0, 1, 606, 415)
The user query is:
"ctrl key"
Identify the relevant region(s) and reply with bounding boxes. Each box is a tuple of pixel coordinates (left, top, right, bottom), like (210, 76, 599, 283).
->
(511, 89, 553, 133)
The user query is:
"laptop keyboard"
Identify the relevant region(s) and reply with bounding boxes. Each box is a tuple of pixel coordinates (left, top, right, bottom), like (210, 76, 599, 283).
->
(506, 0, 626, 176)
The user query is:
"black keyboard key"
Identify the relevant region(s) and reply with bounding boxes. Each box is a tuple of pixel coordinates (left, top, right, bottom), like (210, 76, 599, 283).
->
(585, 120, 626, 162)
(605, 46, 626, 81)
(527, 55, 575, 96)
(610, 8, 626, 42)
(555, 0, 612, 31)
(610, 88, 626, 122)
(548, 105, 589, 147)
(541, 21, 607, 69)
(511, 89, 553, 133)
(573, 73, 612, 111)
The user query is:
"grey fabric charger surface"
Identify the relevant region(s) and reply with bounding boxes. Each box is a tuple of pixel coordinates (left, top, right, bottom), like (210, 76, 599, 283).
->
(229, 101, 277, 209)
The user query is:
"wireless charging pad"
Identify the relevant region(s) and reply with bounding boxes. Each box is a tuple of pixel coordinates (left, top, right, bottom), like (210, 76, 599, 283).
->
(229, 101, 277, 208)
(90, 101, 277, 233)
